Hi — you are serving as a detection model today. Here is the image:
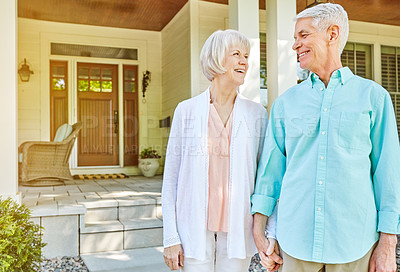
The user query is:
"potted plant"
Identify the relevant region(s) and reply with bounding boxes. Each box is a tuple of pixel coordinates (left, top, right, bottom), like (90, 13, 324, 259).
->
(138, 148, 161, 177)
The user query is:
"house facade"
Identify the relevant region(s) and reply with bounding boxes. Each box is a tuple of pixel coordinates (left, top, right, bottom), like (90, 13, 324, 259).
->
(1, 0, 400, 201)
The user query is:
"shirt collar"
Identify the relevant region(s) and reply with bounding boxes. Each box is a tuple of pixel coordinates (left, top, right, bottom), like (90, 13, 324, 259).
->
(307, 67, 354, 87)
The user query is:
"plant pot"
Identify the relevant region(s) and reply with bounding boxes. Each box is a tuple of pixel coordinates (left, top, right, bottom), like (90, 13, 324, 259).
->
(138, 158, 160, 177)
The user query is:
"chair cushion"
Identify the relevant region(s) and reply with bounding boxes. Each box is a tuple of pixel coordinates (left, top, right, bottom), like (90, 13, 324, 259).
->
(54, 124, 73, 142)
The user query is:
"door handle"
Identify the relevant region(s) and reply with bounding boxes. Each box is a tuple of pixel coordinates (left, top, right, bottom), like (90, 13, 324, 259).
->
(114, 110, 118, 134)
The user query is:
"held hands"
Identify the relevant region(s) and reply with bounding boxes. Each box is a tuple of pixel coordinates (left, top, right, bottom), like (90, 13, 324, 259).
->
(254, 231, 283, 271)
(163, 244, 184, 271)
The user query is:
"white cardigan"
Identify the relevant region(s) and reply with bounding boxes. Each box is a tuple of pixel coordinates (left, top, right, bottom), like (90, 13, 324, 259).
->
(161, 88, 268, 260)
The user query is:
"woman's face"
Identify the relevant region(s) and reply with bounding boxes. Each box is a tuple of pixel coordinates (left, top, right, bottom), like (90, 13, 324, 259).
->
(218, 45, 249, 87)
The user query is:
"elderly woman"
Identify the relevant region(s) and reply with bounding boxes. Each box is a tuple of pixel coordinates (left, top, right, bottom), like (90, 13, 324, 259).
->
(161, 29, 267, 272)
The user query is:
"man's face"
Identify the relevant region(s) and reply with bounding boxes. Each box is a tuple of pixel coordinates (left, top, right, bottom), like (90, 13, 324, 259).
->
(292, 17, 329, 73)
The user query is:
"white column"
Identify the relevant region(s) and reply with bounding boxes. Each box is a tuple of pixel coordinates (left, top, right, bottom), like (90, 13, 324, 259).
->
(0, 0, 19, 202)
(267, 0, 297, 113)
(229, 0, 260, 102)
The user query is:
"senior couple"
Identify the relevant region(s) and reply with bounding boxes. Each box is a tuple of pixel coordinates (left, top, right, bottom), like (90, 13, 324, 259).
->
(162, 3, 400, 272)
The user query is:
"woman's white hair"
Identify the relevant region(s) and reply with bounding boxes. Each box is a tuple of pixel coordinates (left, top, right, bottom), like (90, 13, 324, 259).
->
(200, 29, 250, 81)
(296, 3, 349, 54)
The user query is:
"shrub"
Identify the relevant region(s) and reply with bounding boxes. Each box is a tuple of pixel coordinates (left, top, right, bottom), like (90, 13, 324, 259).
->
(0, 198, 46, 272)
(140, 147, 161, 159)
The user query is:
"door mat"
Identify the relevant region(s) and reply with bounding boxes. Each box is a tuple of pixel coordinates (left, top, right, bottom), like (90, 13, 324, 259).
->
(73, 173, 128, 180)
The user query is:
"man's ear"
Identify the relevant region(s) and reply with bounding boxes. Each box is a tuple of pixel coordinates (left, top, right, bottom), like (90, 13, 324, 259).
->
(328, 24, 340, 46)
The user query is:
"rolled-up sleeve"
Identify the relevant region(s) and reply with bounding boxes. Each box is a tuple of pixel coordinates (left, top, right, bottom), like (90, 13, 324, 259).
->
(251, 101, 286, 216)
(161, 104, 183, 247)
(370, 91, 400, 234)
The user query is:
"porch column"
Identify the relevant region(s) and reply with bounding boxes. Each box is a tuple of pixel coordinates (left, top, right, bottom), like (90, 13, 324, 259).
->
(229, 0, 260, 102)
(0, 0, 19, 202)
(266, 0, 298, 113)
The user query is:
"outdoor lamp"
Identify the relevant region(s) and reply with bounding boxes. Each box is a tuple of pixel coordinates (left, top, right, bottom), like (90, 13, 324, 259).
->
(18, 58, 34, 82)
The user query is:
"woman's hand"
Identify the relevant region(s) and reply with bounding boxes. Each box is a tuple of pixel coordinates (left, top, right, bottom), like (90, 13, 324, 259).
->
(261, 238, 282, 271)
(163, 244, 184, 270)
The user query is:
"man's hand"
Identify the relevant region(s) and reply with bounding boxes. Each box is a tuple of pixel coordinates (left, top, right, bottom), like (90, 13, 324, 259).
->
(163, 244, 184, 270)
(260, 238, 282, 271)
(253, 213, 283, 271)
(369, 233, 397, 272)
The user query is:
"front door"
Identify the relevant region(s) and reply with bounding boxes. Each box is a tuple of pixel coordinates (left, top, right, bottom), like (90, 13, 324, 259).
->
(77, 63, 119, 166)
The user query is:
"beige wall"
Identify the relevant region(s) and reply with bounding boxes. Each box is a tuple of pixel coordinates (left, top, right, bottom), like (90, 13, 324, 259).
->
(18, 18, 162, 174)
(161, 2, 192, 158)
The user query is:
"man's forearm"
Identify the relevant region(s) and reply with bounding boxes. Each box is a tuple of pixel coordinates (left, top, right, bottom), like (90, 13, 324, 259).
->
(379, 232, 397, 246)
(253, 212, 268, 237)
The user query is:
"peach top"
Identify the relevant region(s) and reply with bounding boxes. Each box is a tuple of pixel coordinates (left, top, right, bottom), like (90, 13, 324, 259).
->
(207, 104, 233, 232)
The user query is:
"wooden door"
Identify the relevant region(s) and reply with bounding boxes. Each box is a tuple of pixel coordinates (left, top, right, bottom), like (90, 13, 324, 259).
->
(123, 65, 139, 166)
(77, 63, 119, 166)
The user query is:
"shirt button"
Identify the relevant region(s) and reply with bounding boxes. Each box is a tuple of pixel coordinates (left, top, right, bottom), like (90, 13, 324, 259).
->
(320, 156, 324, 160)
(320, 87, 324, 91)
(323, 108, 328, 112)
(319, 181, 323, 185)
(317, 207, 322, 211)
(322, 131, 326, 135)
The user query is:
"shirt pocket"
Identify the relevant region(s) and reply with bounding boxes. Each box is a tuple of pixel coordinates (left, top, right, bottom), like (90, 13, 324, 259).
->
(338, 112, 371, 150)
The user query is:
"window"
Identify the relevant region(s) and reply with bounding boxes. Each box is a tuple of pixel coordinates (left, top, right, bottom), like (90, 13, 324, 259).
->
(51, 43, 138, 60)
(341, 42, 372, 79)
(381, 46, 400, 136)
(50, 60, 68, 140)
(78, 66, 113, 93)
(260, 33, 267, 89)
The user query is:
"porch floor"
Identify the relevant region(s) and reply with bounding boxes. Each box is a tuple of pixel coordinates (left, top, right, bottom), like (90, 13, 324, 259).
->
(19, 175, 162, 217)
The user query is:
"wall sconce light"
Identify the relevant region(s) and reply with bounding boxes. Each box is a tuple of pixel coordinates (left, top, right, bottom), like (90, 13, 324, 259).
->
(306, 0, 328, 8)
(142, 70, 151, 103)
(18, 58, 34, 82)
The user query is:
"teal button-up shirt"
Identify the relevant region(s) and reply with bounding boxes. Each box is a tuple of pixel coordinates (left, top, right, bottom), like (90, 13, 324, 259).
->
(251, 67, 400, 264)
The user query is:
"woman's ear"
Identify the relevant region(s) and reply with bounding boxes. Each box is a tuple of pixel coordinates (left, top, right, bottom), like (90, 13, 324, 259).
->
(328, 24, 340, 46)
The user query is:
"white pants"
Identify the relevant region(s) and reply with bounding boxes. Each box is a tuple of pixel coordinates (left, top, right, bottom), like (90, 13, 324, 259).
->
(182, 230, 251, 272)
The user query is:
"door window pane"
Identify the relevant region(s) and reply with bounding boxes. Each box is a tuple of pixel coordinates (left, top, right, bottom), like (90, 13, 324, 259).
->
(52, 66, 65, 77)
(124, 70, 136, 81)
(102, 81, 112, 92)
(53, 78, 66, 90)
(102, 69, 113, 80)
(78, 80, 89, 92)
(90, 80, 101, 92)
(90, 68, 101, 80)
(124, 82, 135, 93)
(78, 68, 89, 79)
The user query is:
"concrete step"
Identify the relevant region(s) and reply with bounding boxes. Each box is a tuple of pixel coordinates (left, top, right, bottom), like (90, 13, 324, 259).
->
(78, 196, 162, 223)
(81, 247, 170, 272)
(80, 218, 163, 254)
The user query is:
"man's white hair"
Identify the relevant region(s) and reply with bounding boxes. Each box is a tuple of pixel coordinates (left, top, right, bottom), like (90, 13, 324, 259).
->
(200, 29, 250, 81)
(296, 3, 349, 54)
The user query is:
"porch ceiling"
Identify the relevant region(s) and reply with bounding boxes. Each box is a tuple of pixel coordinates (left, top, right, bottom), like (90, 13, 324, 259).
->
(18, 0, 400, 31)
(297, 0, 400, 27)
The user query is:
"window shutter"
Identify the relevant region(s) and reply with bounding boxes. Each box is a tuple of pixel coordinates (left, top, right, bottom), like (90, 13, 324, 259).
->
(355, 51, 366, 78)
(341, 49, 355, 72)
(381, 46, 400, 138)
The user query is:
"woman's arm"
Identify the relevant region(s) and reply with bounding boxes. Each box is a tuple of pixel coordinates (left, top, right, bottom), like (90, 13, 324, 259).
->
(161, 104, 184, 269)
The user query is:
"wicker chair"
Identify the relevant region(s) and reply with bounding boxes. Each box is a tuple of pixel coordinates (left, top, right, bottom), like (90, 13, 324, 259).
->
(19, 122, 82, 186)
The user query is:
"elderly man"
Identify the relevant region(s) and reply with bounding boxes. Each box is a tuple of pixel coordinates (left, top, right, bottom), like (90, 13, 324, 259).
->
(252, 3, 400, 272)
